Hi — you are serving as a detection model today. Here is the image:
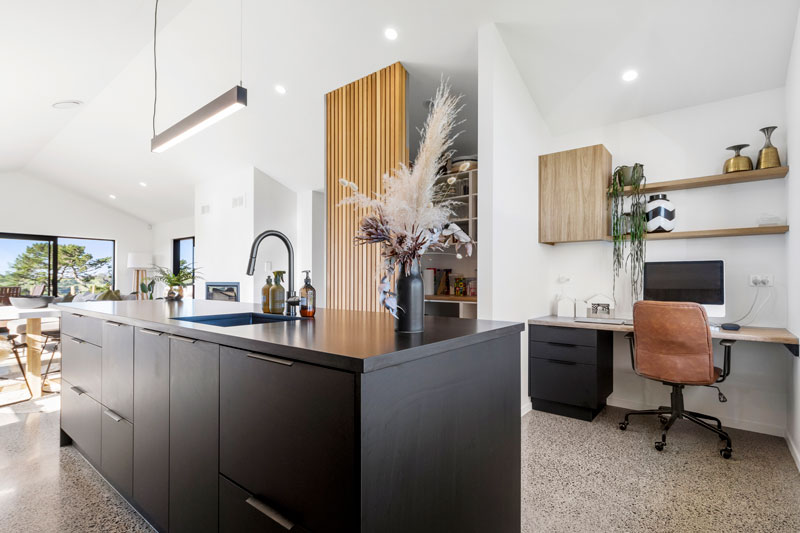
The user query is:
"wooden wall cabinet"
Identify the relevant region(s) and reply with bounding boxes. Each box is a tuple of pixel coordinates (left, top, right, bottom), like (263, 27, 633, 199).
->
(539, 144, 611, 244)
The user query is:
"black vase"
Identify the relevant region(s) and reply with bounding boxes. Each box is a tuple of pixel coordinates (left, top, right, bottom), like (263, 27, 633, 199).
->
(395, 259, 424, 333)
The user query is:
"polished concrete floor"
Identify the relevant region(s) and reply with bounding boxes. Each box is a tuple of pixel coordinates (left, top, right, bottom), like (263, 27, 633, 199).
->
(1, 394, 799, 532)
(0, 395, 151, 532)
(523, 406, 800, 532)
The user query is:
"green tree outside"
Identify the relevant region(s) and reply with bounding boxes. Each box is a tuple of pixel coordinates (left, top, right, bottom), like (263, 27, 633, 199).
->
(0, 243, 112, 295)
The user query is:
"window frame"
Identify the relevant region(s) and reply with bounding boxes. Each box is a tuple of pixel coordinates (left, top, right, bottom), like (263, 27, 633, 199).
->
(0, 232, 116, 296)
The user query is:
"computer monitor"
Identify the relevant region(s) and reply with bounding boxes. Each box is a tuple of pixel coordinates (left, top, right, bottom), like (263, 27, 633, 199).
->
(643, 260, 725, 318)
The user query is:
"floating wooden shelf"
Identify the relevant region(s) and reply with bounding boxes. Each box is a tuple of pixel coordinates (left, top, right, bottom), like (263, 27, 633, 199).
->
(619, 166, 788, 196)
(425, 295, 477, 303)
(605, 225, 789, 241)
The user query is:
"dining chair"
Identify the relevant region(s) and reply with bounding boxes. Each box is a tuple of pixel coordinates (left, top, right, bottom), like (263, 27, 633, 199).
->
(0, 326, 32, 406)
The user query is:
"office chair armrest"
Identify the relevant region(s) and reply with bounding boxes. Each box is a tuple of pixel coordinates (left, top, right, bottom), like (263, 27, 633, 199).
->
(625, 332, 637, 373)
(717, 339, 735, 383)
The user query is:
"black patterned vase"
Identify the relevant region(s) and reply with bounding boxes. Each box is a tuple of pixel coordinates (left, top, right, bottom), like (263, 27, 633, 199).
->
(645, 194, 675, 233)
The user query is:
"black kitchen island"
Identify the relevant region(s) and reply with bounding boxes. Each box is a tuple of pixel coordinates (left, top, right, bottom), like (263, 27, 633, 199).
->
(55, 300, 523, 533)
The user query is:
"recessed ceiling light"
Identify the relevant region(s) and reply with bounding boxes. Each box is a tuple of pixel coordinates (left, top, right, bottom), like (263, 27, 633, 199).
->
(622, 69, 639, 82)
(52, 100, 83, 109)
(139, 182, 147, 187)
(108, 194, 117, 200)
(384, 27, 398, 41)
(274, 85, 287, 95)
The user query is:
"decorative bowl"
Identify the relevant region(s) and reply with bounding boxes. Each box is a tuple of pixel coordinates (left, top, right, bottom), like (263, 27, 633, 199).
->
(9, 296, 56, 309)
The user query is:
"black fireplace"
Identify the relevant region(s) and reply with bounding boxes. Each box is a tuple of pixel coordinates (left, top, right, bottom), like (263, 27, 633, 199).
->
(205, 282, 240, 302)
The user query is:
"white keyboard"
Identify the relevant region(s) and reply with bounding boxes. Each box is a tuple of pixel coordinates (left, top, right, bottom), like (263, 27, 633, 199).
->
(574, 317, 627, 325)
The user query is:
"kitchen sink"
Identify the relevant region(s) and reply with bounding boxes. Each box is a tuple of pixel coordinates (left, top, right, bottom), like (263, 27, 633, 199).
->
(172, 312, 301, 327)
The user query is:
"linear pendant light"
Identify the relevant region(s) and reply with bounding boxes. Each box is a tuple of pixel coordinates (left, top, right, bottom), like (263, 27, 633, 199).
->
(150, 0, 248, 153)
(151, 86, 247, 152)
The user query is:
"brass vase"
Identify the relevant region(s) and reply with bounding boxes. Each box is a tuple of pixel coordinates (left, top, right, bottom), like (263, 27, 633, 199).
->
(756, 126, 781, 169)
(723, 144, 753, 173)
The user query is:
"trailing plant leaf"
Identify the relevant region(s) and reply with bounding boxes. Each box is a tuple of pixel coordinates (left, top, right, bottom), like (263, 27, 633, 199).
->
(609, 163, 647, 302)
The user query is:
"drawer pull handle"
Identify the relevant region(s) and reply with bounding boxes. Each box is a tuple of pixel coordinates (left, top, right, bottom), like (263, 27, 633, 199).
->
(168, 335, 197, 344)
(547, 341, 576, 348)
(548, 359, 577, 366)
(105, 321, 123, 327)
(247, 353, 294, 366)
(140, 329, 163, 337)
(70, 386, 85, 396)
(104, 410, 123, 422)
(245, 496, 294, 530)
(69, 337, 86, 345)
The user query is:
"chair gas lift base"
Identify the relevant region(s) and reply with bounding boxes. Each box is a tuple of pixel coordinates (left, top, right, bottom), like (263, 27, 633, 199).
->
(618, 302, 734, 459)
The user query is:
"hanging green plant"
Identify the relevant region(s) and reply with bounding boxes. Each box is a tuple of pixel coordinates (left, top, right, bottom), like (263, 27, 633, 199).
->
(608, 164, 647, 301)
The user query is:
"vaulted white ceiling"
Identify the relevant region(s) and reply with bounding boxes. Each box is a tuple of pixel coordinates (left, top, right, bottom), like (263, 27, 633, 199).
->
(3, 0, 798, 224)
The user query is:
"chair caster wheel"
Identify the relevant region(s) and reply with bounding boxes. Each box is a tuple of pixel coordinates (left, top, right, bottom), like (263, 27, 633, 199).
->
(720, 447, 732, 459)
(619, 422, 628, 431)
(658, 415, 669, 425)
(654, 441, 665, 451)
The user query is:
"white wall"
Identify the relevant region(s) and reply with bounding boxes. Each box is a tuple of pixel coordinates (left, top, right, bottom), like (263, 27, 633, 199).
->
(545, 89, 791, 436)
(194, 168, 256, 302)
(479, 26, 793, 436)
(0, 171, 152, 293)
(253, 168, 297, 303)
(478, 24, 554, 413)
(194, 168, 299, 305)
(785, 10, 800, 468)
(151, 216, 194, 269)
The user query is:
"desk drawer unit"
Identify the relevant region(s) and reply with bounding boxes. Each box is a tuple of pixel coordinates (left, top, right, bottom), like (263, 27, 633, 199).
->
(529, 325, 613, 421)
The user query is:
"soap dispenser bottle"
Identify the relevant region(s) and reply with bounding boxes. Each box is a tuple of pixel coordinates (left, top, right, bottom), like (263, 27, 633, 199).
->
(299, 270, 316, 317)
(261, 275, 273, 313)
(269, 271, 286, 314)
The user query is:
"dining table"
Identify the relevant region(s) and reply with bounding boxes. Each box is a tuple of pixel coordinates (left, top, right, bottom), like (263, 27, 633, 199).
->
(0, 305, 61, 398)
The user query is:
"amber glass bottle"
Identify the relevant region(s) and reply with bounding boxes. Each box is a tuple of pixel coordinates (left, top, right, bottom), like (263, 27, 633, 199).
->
(261, 275, 273, 313)
(299, 270, 316, 317)
(269, 271, 286, 314)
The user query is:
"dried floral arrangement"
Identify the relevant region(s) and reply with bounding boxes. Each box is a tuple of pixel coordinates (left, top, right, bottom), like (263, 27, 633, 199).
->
(339, 80, 474, 317)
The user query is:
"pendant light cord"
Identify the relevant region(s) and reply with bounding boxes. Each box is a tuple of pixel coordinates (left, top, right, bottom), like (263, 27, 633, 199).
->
(153, 0, 159, 138)
(239, 0, 243, 85)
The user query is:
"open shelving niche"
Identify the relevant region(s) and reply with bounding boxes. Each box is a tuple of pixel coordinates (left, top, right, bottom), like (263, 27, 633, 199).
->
(424, 169, 479, 318)
(608, 166, 789, 242)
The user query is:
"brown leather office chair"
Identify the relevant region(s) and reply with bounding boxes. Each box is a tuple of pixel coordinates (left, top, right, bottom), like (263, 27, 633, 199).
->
(618, 301, 733, 458)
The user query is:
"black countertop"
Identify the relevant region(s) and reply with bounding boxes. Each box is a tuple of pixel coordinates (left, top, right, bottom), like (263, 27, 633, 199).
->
(54, 300, 523, 373)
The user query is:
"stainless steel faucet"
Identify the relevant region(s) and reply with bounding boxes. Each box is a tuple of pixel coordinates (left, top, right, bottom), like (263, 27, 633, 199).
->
(246, 230, 300, 316)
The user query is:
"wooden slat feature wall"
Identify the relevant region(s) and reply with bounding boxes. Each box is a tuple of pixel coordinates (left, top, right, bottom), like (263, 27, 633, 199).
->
(325, 62, 408, 312)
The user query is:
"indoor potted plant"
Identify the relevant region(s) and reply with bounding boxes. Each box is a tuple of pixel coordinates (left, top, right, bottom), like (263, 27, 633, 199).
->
(153, 260, 201, 300)
(609, 163, 647, 301)
(339, 80, 473, 333)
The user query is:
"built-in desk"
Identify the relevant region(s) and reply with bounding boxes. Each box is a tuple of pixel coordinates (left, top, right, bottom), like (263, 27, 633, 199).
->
(526, 316, 799, 421)
(528, 316, 799, 356)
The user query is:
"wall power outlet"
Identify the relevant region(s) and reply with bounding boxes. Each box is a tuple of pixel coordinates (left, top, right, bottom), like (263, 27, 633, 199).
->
(749, 274, 774, 287)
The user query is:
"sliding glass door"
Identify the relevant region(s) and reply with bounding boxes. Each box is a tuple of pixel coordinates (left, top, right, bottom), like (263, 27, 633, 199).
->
(0, 234, 56, 296)
(0, 233, 115, 301)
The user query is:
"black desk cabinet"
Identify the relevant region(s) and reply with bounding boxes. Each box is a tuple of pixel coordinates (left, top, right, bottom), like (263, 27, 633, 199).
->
(529, 325, 613, 421)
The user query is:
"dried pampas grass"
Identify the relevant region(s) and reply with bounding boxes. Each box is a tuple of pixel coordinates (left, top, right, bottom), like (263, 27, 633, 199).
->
(339, 79, 474, 316)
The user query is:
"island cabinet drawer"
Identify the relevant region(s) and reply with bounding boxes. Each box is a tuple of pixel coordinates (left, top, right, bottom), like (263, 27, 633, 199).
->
(101, 321, 134, 421)
(529, 340, 597, 365)
(529, 358, 599, 408)
(101, 408, 133, 499)
(529, 325, 597, 348)
(61, 335, 102, 401)
(219, 475, 311, 533)
(220, 346, 357, 533)
(62, 313, 103, 346)
(61, 378, 102, 467)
